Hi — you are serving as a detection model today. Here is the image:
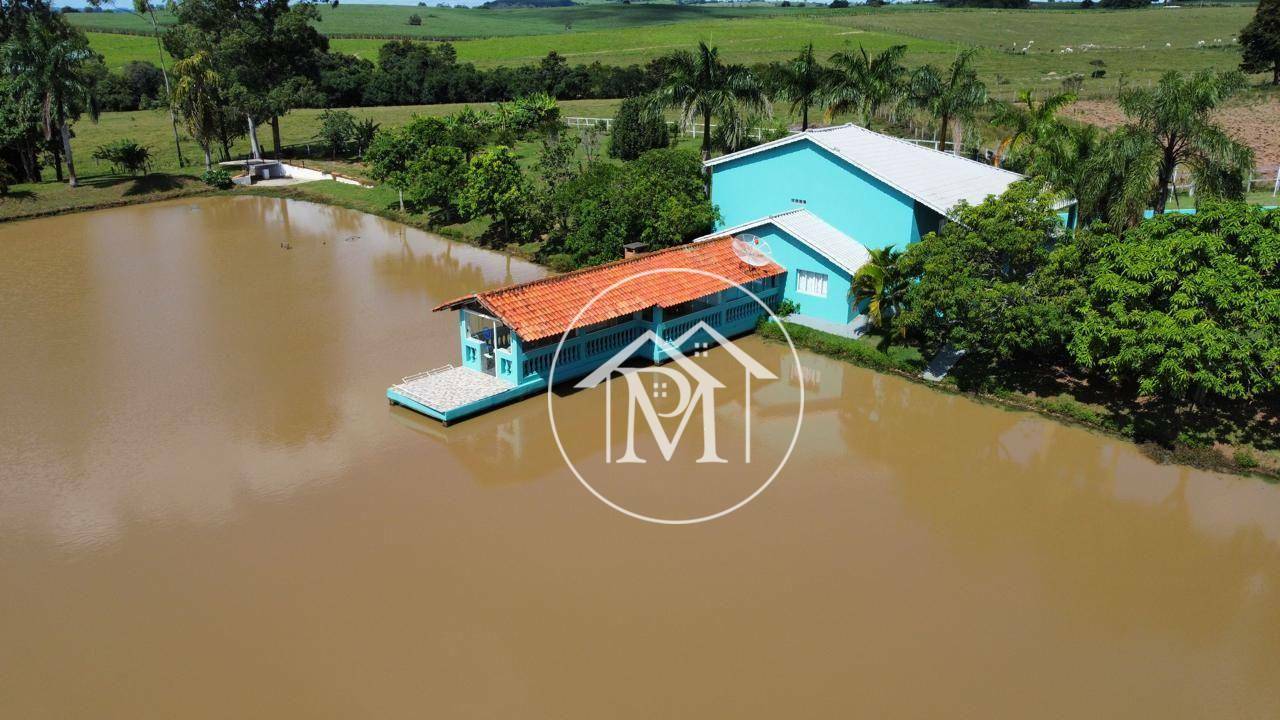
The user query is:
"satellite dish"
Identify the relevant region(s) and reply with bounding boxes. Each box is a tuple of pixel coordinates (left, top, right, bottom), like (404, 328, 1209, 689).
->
(731, 233, 773, 267)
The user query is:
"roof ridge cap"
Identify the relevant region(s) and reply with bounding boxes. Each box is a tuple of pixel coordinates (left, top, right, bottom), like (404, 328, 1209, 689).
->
(477, 237, 728, 299)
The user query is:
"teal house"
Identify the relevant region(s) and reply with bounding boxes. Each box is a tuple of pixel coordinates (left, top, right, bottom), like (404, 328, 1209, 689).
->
(389, 238, 786, 424)
(701, 123, 1053, 335)
(390, 123, 1074, 425)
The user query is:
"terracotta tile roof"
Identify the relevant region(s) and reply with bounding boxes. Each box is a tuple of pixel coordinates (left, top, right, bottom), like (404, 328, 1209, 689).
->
(433, 237, 784, 342)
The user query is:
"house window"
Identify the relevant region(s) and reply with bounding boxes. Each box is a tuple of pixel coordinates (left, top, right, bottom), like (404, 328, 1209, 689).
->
(796, 269, 828, 298)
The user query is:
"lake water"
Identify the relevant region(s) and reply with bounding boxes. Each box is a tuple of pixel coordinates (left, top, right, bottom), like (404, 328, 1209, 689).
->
(2, 196, 1278, 718)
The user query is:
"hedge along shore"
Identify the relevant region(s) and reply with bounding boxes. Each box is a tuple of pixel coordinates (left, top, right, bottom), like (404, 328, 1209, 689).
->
(757, 319, 1280, 483)
(233, 181, 535, 260)
(0, 173, 526, 255)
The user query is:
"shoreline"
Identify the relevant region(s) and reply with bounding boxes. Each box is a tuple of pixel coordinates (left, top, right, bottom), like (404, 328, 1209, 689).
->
(758, 320, 1279, 484)
(0, 176, 533, 260)
(0, 184, 213, 225)
(7, 183, 1275, 482)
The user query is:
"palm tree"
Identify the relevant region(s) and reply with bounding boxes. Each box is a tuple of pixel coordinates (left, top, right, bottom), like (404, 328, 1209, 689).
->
(651, 42, 767, 166)
(2, 14, 100, 188)
(823, 44, 907, 129)
(773, 43, 825, 130)
(132, 0, 185, 167)
(1115, 69, 1254, 215)
(171, 51, 225, 170)
(1078, 129, 1163, 231)
(909, 48, 987, 155)
(989, 89, 1075, 168)
(851, 247, 910, 350)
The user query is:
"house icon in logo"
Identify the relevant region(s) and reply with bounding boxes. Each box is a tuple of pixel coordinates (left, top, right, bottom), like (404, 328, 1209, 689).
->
(574, 321, 777, 464)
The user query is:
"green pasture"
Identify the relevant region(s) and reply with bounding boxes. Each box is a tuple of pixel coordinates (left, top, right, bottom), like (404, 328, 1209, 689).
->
(86, 3, 1269, 97)
(86, 31, 171, 71)
(67, 3, 790, 39)
(830, 6, 1256, 52)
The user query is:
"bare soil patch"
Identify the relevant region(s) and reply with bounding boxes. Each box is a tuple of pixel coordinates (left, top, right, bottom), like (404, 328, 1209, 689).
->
(1064, 98, 1280, 171)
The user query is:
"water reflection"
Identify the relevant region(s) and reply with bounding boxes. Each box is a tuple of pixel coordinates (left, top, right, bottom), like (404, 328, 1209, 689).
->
(0, 197, 544, 547)
(1, 197, 1278, 718)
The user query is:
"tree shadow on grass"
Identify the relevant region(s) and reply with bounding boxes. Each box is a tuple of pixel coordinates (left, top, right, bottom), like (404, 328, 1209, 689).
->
(78, 174, 134, 189)
(122, 173, 188, 196)
(1, 189, 36, 201)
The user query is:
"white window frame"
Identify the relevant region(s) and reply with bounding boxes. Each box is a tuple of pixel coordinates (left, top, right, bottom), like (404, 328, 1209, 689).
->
(795, 269, 829, 298)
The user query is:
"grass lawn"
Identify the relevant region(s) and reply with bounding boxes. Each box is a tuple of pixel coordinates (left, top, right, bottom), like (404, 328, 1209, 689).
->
(63, 98, 627, 176)
(0, 170, 208, 223)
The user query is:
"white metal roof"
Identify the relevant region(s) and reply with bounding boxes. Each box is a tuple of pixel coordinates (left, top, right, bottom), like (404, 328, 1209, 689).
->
(695, 209, 871, 277)
(705, 123, 1029, 216)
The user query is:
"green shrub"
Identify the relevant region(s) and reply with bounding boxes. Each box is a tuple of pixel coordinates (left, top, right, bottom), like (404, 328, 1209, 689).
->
(1036, 395, 1106, 426)
(92, 139, 152, 175)
(201, 168, 233, 189)
(608, 96, 670, 161)
(1234, 449, 1260, 469)
(315, 109, 358, 160)
(544, 253, 577, 273)
(775, 299, 800, 318)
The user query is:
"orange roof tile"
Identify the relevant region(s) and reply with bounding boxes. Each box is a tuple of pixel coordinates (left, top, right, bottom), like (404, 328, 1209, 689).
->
(433, 237, 784, 342)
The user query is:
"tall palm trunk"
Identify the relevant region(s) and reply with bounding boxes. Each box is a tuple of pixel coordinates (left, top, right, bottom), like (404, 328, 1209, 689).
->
(1154, 145, 1177, 215)
(700, 109, 713, 193)
(51, 142, 63, 182)
(938, 114, 950, 155)
(801, 103, 809, 131)
(60, 122, 78, 188)
(201, 144, 212, 171)
(270, 116, 282, 158)
(700, 109, 712, 163)
(19, 145, 39, 182)
(152, 30, 184, 167)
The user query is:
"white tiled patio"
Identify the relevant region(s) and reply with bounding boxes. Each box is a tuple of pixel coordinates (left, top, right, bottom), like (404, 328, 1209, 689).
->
(389, 366, 512, 413)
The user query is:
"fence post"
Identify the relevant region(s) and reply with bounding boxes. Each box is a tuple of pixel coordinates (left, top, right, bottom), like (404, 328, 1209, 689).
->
(1274, 166, 1279, 197)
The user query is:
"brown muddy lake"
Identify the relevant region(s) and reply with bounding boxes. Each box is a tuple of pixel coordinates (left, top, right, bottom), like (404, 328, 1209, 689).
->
(1, 196, 1278, 718)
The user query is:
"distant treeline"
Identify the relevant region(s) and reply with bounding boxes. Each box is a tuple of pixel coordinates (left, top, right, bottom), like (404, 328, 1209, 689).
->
(99, 42, 668, 112)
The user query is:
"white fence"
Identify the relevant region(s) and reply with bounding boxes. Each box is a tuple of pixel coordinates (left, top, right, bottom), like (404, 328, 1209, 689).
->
(567, 118, 1279, 196)
(564, 116, 613, 130)
(563, 116, 960, 153)
(1171, 165, 1280, 199)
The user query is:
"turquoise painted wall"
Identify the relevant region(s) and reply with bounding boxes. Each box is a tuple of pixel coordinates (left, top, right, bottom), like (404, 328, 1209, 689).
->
(710, 139, 939, 251)
(751, 223, 855, 325)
